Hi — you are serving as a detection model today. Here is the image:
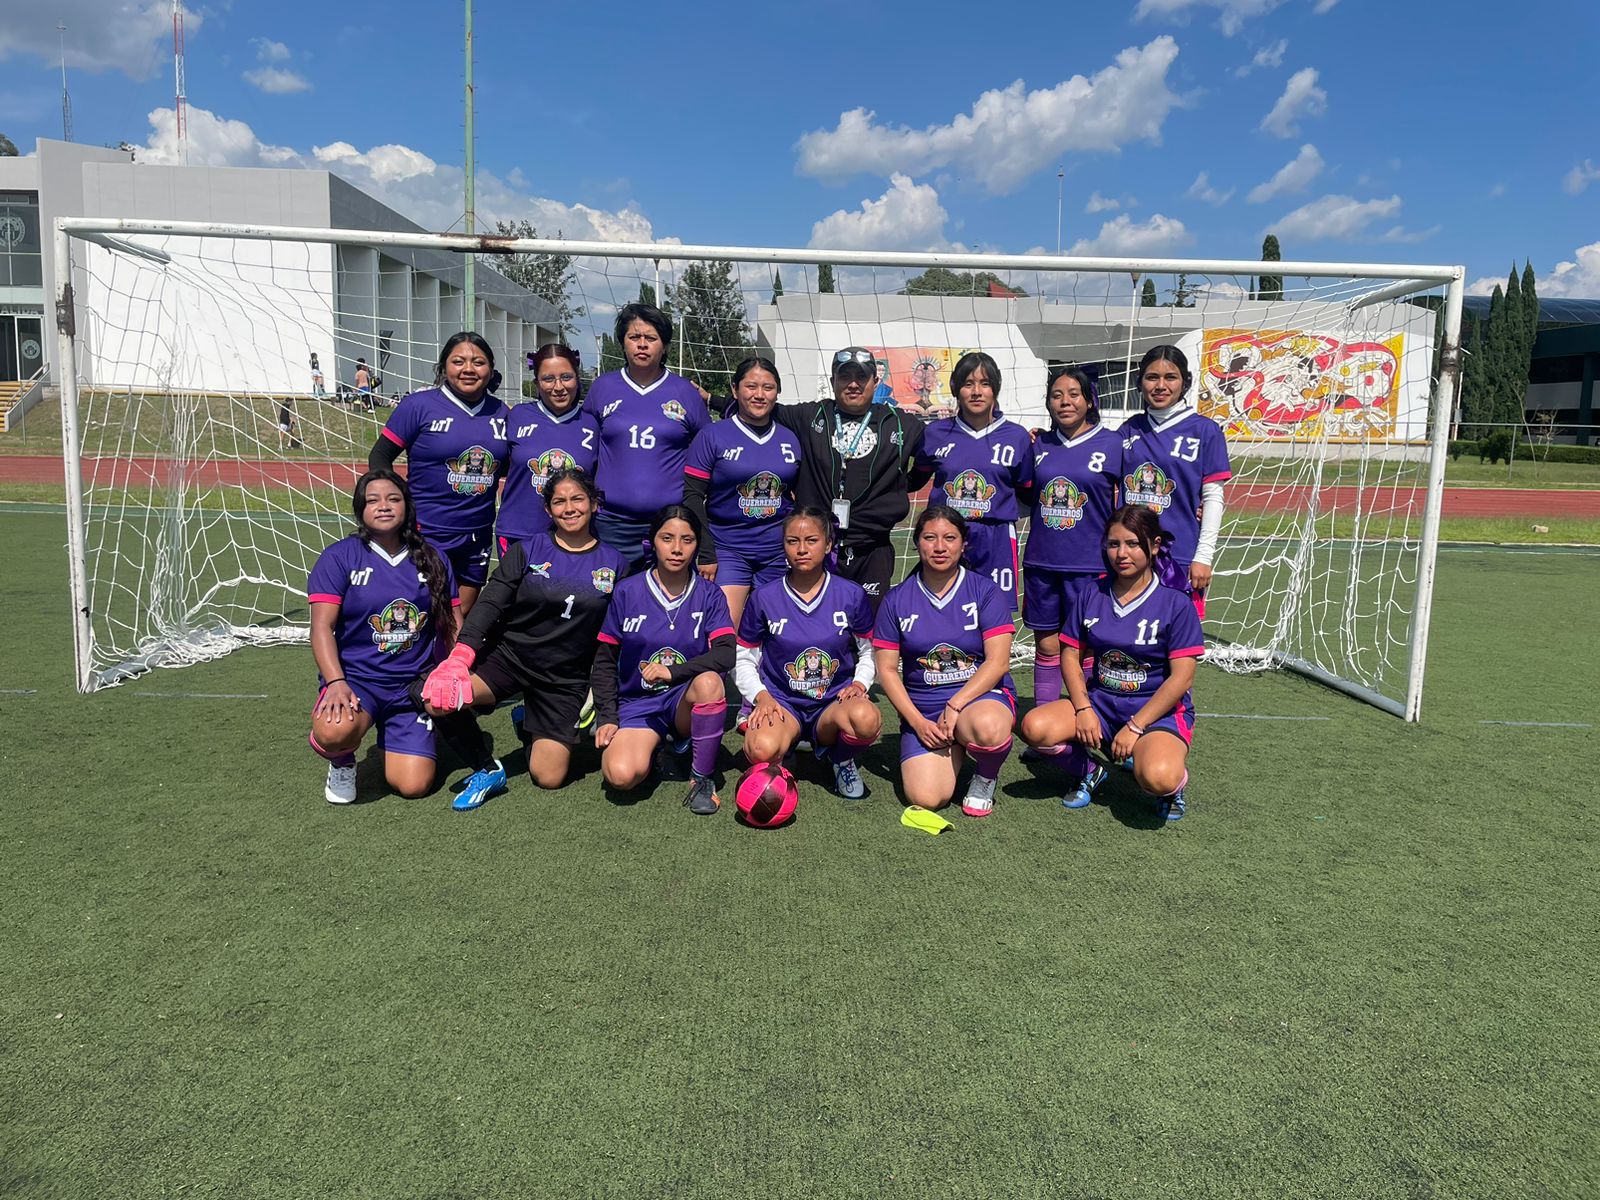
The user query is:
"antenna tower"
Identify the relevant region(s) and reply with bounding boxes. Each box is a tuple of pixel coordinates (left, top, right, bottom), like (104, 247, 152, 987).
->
(58, 24, 74, 142)
(172, 1, 188, 164)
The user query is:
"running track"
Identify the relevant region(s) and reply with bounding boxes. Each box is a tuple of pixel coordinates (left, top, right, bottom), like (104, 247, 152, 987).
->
(3, 455, 1599, 518)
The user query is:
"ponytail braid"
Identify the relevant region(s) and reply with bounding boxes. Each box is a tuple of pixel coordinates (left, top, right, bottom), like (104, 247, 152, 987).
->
(404, 525, 458, 648)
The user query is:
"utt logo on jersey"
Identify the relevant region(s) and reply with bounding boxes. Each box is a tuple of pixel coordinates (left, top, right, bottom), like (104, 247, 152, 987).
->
(591, 567, 616, 594)
(942, 469, 996, 518)
(736, 472, 784, 519)
(784, 646, 838, 699)
(916, 642, 978, 686)
(368, 599, 426, 653)
(638, 646, 687, 690)
(1038, 477, 1086, 530)
(660, 400, 687, 423)
(529, 447, 575, 493)
(1123, 462, 1175, 511)
(1096, 649, 1148, 693)
(446, 446, 498, 495)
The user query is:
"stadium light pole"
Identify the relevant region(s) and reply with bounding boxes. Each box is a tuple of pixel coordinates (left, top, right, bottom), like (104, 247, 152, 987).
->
(463, 0, 476, 331)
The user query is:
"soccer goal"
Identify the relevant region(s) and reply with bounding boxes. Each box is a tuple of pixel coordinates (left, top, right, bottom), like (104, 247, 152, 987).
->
(51, 217, 1462, 720)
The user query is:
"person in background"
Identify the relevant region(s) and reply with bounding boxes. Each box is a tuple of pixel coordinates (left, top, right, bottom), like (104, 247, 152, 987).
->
(310, 352, 326, 399)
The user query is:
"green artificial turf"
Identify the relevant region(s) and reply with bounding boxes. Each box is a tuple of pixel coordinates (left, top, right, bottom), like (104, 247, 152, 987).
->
(1, 513, 1595, 1199)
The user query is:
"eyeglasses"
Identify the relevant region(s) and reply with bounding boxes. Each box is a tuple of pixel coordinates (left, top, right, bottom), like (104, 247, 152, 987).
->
(832, 349, 875, 369)
(538, 373, 577, 385)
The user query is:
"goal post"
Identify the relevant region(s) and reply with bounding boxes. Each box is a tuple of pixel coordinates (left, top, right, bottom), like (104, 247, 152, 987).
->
(52, 216, 1463, 719)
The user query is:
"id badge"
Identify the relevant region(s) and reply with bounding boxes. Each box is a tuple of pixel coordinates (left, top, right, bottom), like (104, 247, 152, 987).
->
(831, 499, 852, 531)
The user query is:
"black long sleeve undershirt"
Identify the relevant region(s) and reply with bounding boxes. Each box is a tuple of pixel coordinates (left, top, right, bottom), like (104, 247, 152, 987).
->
(368, 435, 403, 473)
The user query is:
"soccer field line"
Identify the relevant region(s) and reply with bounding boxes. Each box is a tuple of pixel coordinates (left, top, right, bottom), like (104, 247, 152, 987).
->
(1477, 720, 1594, 729)
(0, 688, 38, 695)
(133, 691, 271, 700)
(1196, 713, 1332, 721)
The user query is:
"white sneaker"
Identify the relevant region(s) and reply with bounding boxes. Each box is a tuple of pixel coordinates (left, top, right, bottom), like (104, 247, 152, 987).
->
(832, 759, 866, 800)
(324, 762, 357, 805)
(961, 774, 997, 817)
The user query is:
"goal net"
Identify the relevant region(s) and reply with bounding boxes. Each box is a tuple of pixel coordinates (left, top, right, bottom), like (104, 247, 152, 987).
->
(54, 219, 1462, 720)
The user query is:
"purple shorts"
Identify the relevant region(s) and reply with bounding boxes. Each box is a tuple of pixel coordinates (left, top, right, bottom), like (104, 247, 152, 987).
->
(1022, 567, 1098, 633)
(767, 689, 850, 746)
(422, 526, 493, 588)
(618, 680, 691, 738)
(1086, 690, 1195, 747)
(899, 687, 1016, 762)
(963, 522, 1020, 609)
(711, 539, 788, 590)
(316, 676, 436, 759)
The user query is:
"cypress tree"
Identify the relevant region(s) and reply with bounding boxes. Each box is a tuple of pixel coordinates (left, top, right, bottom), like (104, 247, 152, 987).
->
(1483, 284, 1508, 428)
(1499, 267, 1524, 426)
(1259, 234, 1283, 301)
(817, 264, 836, 294)
(771, 269, 784, 303)
(1141, 278, 1158, 308)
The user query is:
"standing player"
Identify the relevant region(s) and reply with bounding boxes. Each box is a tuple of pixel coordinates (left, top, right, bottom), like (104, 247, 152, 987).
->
(1019, 505, 1203, 821)
(872, 505, 1017, 818)
(308, 469, 459, 805)
(496, 343, 599, 554)
(909, 352, 1035, 609)
(368, 333, 510, 617)
(1020, 366, 1123, 711)
(585, 304, 711, 570)
(1117, 345, 1230, 615)
(736, 507, 882, 799)
(590, 506, 735, 815)
(419, 468, 627, 809)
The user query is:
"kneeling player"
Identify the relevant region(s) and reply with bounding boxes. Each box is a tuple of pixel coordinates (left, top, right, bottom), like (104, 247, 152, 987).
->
(589, 506, 736, 814)
(735, 508, 881, 798)
(308, 469, 459, 804)
(872, 505, 1017, 817)
(1019, 505, 1202, 820)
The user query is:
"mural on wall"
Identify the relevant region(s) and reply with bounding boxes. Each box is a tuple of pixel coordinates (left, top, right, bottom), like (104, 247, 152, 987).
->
(1197, 329, 1406, 441)
(862, 346, 970, 414)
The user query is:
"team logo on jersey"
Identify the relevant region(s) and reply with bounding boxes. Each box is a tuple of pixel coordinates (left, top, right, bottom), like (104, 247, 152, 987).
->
(368, 598, 426, 653)
(638, 646, 687, 690)
(446, 446, 498, 495)
(1123, 462, 1175, 511)
(737, 472, 785, 519)
(916, 642, 978, 686)
(591, 567, 616, 594)
(529, 447, 576, 493)
(660, 400, 688, 423)
(1096, 649, 1148, 693)
(1038, 476, 1087, 530)
(943, 469, 996, 518)
(527, 560, 553, 578)
(784, 646, 839, 699)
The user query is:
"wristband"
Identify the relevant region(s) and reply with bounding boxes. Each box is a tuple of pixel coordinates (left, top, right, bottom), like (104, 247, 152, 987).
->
(945, 700, 965, 714)
(1126, 720, 1146, 736)
(323, 677, 346, 687)
(1074, 705, 1092, 714)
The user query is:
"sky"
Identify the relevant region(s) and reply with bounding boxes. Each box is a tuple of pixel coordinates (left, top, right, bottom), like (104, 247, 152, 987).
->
(1, 0, 1597, 303)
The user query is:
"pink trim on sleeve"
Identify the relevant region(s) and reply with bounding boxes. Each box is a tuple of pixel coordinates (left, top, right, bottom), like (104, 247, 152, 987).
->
(307, 593, 342, 604)
(707, 626, 736, 641)
(451, 598, 463, 608)
(736, 636, 761, 649)
(871, 637, 900, 651)
(982, 623, 1016, 639)
(1060, 634, 1082, 650)
(381, 427, 407, 447)
(1170, 645, 1206, 659)
(683, 466, 712, 479)
(1202, 470, 1231, 484)
(596, 632, 620, 645)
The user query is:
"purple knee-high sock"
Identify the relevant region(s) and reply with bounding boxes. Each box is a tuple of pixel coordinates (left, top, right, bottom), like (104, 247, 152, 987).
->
(966, 736, 1013, 781)
(1058, 744, 1092, 777)
(690, 701, 726, 778)
(1033, 653, 1063, 708)
(309, 731, 355, 768)
(827, 730, 873, 765)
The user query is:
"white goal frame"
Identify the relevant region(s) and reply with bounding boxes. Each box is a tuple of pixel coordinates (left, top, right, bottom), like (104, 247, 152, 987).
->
(52, 216, 1464, 720)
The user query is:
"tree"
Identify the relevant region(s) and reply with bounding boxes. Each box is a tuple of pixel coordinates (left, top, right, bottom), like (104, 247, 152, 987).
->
(900, 267, 1027, 297)
(1141, 278, 1159, 308)
(817, 263, 836, 294)
(598, 333, 624, 374)
(671, 260, 753, 396)
(491, 219, 585, 338)
(1170, 273, 1195, 308)
(771, 269, 784, 303)
(1258, 234, 1283, 301)
(0, 133, 17, 157)
(638, 280, 657, 308)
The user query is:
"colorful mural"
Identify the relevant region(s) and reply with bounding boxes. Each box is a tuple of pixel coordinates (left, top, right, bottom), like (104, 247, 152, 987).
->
(863, 346, 968, 414)
(1197, 328, 1405, 441)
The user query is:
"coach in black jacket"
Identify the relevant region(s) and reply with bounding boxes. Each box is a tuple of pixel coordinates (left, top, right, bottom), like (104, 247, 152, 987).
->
(725, 347, 924, 612)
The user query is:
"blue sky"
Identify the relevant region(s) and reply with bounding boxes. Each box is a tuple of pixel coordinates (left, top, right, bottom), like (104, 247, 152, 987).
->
(2, 0, 1597, 298)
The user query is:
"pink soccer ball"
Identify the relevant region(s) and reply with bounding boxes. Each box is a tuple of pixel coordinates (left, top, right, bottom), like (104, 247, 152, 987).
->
(735, 762, 799, 828)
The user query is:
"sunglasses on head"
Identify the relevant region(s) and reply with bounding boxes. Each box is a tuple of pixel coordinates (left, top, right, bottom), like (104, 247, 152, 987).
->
(833, 349, 875, 370)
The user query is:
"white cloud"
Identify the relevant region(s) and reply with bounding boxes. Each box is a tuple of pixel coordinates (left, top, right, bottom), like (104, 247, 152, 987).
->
(245, 66, 312, 94)
(252, 38, 291, 63)
(1134, 0, 1284, 36)
(1313, 0, 1339, 11)
(808, 174, 954, 252)
(1246, 143, 1323, 203)
(1187, 171, 1234, 205)
(1235, 37, 1288, 76)
(314, 141, 436, 184)
(1069, 213, 1193, 257)
(1269, 193, 1418, 242)
(1468, 243, 1600, 299)
(795, 38, 1183, 194)
(0, 1, 203, 80)
(1563, 160, 1600, 195)
(1261, 68, 1327, 137)
(1085, 191, 1121, 213)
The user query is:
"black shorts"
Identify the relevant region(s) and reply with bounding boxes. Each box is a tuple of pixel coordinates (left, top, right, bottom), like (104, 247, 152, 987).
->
(472, 646, 587, 746)
(833, 540, 897, 615)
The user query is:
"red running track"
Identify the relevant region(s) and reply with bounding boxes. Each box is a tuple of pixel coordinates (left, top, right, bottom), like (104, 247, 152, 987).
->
(3, 455, 1598, 518)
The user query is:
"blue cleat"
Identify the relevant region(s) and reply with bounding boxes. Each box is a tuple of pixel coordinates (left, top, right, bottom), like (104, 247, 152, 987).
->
(1063, 763, 1106, 810)
(1155, 787, 1186, 822)
(452, 760, 508, 811)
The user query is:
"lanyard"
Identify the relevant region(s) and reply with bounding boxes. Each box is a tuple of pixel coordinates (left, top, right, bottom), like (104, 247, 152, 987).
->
(833, 412, 870, 498)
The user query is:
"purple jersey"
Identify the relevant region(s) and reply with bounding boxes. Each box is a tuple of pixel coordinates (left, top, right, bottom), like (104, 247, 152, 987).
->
(872, 567, 1016, 710)
(596, 571, 735, 708)
(914, 415, 1036, 524)
(584, 370, 710, 522)
(379, 386, 511, 534)
(307, 535, 458, 688)
(737, 573, 873, 707)
(496, 401, 601, 541)
(1063, 576, 1205, 703)
(684, 416, 801, 557)
(1023, 423, 1124, 573)
(1117, 408, 1231, 567)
